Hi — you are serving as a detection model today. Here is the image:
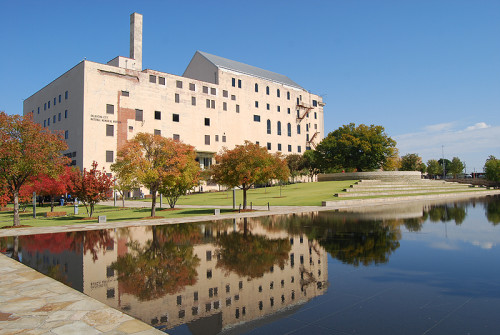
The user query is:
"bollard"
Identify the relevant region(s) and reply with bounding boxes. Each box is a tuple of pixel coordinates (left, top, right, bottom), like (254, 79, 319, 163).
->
(268, 202, 270, 211)
(232, 189, 236, 209)
(214, 209, 220, 215)
(74, 199, 78, 215)
(98, 215, 106, 223)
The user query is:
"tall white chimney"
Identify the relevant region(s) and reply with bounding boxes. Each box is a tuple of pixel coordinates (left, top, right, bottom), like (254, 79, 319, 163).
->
(130, 12, 143, 70)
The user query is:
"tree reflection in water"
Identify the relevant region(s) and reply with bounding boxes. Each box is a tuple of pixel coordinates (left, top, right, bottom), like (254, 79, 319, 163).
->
(112, 224, 201, 301)
(426, 203, 467, 225)
(215, 218, 291, 279)
(485, 197, 500, 225)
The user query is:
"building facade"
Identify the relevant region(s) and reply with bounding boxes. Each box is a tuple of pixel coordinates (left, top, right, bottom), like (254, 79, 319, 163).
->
(23, 13, 325, 175)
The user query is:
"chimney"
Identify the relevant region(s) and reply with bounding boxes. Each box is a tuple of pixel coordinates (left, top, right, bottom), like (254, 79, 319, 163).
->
(130, 12, 143, 70)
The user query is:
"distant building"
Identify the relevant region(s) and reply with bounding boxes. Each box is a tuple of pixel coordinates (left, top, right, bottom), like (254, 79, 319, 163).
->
(23, 13, 325, 178)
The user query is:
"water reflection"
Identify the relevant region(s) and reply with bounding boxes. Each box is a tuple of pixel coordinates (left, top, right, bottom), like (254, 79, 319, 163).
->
(2, 195, 500, 334)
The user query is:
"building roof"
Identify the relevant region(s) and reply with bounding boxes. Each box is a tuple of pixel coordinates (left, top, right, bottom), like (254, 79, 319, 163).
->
(197, 51, 304, 90)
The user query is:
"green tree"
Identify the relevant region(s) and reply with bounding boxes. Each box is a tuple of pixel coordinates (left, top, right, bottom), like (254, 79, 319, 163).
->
(426, 159, 443, 179)
(400, 153, 423, 171)
(315, 123, 397, 172)
(211, 141, 290, 209)
(286, 154, 304, 183)
(448, 157, 465, 178)
(382, 147, 401, 171)
(438, 158, 451, 177)
(418, 162, 427, 174)
(302, 150, 321, 181)
(484, 155, 500, 183)
(0, 112, 69, 226)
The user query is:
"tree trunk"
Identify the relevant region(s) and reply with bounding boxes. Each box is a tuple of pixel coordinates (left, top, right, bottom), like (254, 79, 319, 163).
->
(13, 190, 20, 226)
(242, 185, 247, 209)
(12, 236, 19, 261)
(151, 189, 157, 217)
(50, 195, 55, 212)
(122, 195, 125, 207)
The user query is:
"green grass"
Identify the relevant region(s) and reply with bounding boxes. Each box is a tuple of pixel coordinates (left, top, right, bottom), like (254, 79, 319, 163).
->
(176, 180, 357, 207)
(0, 204, 236, 228)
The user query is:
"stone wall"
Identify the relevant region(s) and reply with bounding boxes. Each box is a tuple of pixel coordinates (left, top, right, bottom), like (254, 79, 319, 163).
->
(318, 171, 422, 182)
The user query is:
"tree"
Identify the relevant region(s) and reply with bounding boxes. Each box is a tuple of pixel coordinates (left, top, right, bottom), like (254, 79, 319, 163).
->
(438, 158, 451, 177)
(70, 161, 114, 217)
(314, 123, 397, 172)
(112, 133, 200, 216)
(31, 166, 74, 212)
(426, 159, 443, 179)
(484, 155, 500, 183)
(418, 162, 427, 174)
(382, 147, 401, 171)
(211, 141, 290, 209)
(400, 153, 423, 171)
(448, 157, 465, 178)
(302, 150, 321, 182)
(113, 167, 140, 208)
(0, 112, 68, 226)
(286, 154, 304, 183)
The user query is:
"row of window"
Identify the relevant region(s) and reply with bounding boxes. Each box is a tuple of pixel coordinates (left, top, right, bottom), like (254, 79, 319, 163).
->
(35, 91, 69, 114)
(204, 134, 227, 145)
(43, 110, 68, 127)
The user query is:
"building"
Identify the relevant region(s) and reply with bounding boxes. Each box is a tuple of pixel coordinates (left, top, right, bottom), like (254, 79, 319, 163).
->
(23, 13, 325, 176)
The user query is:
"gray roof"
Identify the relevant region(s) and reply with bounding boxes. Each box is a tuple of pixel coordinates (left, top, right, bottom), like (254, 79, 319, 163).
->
(197, 51, 304, 90)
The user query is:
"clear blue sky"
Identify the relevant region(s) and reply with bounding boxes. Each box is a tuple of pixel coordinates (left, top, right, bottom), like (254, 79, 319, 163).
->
(1, 0, 499, 172)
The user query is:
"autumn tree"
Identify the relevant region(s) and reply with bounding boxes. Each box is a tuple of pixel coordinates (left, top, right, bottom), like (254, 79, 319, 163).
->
(448, 157, 465, 178)
(400, 153, 423, 171)
(382, 147, 401, 171)
(426, 159, 443, 179)
(0, 112, 68, 226)
(70, 161, 114, 217)
(112, 133, 200, 216)
(286, 154, 305, 183)
(211, 141, 290, 209)
(484, 155, 500, 183)
(113, 167, 139, 207)
(31, 166, 75, 212)
(315, 123, 397, 172)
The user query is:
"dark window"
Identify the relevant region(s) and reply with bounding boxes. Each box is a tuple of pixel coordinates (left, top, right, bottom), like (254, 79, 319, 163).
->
(176, 80, 182, 88)
(288, 144, 292, 152)
(135, 109, 143, 121)
(203, 86, 209, 94)
(255, 101, 259, 108)
(106, 150, 114, 162)
(121, 90, 129, 97)
(206, 250, 212, 261)
(106, 266, 114, 277)
(177, 295, 182, 305)
(65, 110, 68, 118)
(278, 143, 282, 151)
(255, 83, 258, 92)
(192, 307, 198, 316)
(149, 75, 156, 83)
(232, 78, 236, 87)
(267, 142, 271, 150)
(277, 106, 280, 112)
(231, 95, 236, 101)
(297, 124, 301, 134)
(48, 101, 50, 109)
(204, 118, 210, 126)
(211, 100, 215, 109)
(107, 288, 115, 299)
(298, 146, 302, 153)
(313, 100, 318, 107)
(175, 93, 180, 103)
(58, 95, 61, 103)
(37, 107, 40, 114)
(192, 97, 196, 106)
(47, 118, 50, 126)
(266, 86, 269, 95)
(173, 114, 179, 122)
(65, 91, 68, 99)
(154, 129, 161, 136)
(207, 269, 212, 278)
(106, 124, 115, 136)
(194, 291, 198, 301)
(54, 97, 56, 105)
(267, 103, 270, 110)
(223, 90, 228, 97)
(58, 113, 61, 122)
(155, 111, 161, 120)
(287, 91, 290, 100)
(211, 87, 216, 95)
(53, 115, 56, 123)
(254, 115, 261, 122)
(222, 135, 226, 142)
(179, 310, 185, 318)
(277, 89, 280, 97)
(64, 130, 68, 139)
(287, 123, 292, 137)
(277, 121, 281, 135)
(106, 104, 114, 114)
(206, 99, 211, 108)
(236, 105, 240, 113)
(159, 77, 165, 85)
(315, 112, 317, 119)
(215, 135, 219, 142)
(173, 134, 180, 141)
(205, 135, 210, 145)
(189, 83, 195, 91)
(267, 120, 271, 134)
(238, 79, 242, 88)
(223, 102, 227, 111)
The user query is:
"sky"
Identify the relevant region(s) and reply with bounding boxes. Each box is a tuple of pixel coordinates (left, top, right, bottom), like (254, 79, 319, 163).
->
(1, 0, 499, 172)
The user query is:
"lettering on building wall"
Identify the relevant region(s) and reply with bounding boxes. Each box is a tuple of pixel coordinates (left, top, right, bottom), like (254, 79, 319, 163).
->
(90, 114, 121, 124)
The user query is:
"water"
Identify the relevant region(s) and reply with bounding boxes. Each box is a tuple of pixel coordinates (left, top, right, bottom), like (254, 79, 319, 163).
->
(2, 196, 500, 334)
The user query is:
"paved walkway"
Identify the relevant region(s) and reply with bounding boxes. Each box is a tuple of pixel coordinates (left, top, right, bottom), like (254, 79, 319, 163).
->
(1, 188, 500, 334)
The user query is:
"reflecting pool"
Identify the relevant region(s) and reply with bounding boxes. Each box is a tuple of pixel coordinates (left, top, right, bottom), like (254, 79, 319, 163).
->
(2, 195, 500, 334)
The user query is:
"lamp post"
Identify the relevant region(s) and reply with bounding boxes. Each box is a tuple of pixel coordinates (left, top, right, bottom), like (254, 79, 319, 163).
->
(442, 145, 445, 179)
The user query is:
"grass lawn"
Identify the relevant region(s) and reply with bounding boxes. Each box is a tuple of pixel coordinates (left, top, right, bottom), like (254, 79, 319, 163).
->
(0, 204, 235, 228)
(176, 180, 357, 207)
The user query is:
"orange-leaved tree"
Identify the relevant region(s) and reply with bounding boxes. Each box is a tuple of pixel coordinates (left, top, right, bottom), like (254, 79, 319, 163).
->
(0, 112, 68, 226)
(70, 161, 114, 217)
(112, 133, 200, 216)
(31, 166, 75, 212)
(211, 141, 290, 209)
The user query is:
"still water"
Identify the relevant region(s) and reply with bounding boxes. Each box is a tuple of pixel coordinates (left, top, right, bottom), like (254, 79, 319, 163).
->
(2, 196, 500, 334)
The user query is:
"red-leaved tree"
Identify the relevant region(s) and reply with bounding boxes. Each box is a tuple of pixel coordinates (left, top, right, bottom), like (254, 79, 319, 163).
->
(31, 166, 75, 212)
(70, 161, 114, 217)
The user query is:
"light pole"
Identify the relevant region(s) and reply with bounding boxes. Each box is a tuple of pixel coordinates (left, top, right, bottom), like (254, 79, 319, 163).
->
(442, 145, 445, 179)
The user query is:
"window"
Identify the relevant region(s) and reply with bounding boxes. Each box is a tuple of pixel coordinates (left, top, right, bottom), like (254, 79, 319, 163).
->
(211, 87, 216, 95)
(203, 86, 209, 94)
(65, 91, 68, 100)
(277, 89, 280, 97)
(267, 142, 271, 150)
(266, 103, 270, 110)
(64, 130, 68, 139)
(313, 100, 318, 107)
(287, 91, 290, 100)
(47, 118, 50, 126)
(37, 107, 40, 114)
(297, 110, 300, 118)
(231, 95, 236, 101)
(135, 109, 143, 121)
(306, 133, 309, 141)
(288, 144, 292, 152)
(107, 288, 115, 299)
(315, 123, 317, 129)
(298, 146, 302, 153)
(106, 104, 114, 114)
(255, 83, 259, 92)
(238, 79, 242, 88)
(267, 120, 271, 134)
(223, 102, 227, 111)
(277, 106, 280, 112)
(191, 97, 196, 106)
(44, 103, 46, 111)
(58, 95, 61, 103)
(106, 266, 114, 278)
(211, 100, 215, 109)
(121, 90, 129, 97)
(232, 78, 236, 87)
(306, 124, 309, 132)
(54, 97, 56, 106)
(205, 135, 210, 145)
(189, 83, 195, 91)
(236, 105, 240, 113)
(297, 125, 301, 134)
(129, 126, 133, 132)
(278, 143, 282, 151)
(53, 115, 56, 123)
(58, 113, 61, 122)
(194, 291, 198, 301)
(297, 97, 300, 104)
(204, 118, 210, 126)
(48, 101, 50, 109)
(192, 307, 198, 316)
(223, 90, 228, 97)
(176, 80, 183, 88)
(106, 124, 114, 137)
(155, 111, 161, 120)
(266, 86, 270, 95)
(159, 76, 165, 85)
(277, 121, 281, 135)
(215, 135, 219, 142)
(254, 115, 261, 122)
(287, 123, 292, 136)
(206, 250, 212, 261)
(149, 75, 156, 83)
(173, 114, 179, 122)
(206, 99, 210, 108)
(173, 134, 180, 141)
(175, 93, 180, 103)
(314, 112, 317, 119)
(222, 135, 226, 142)
(106, 150, 114, 162)
(154, 129, 161, 136)
(65, 110, 68, 118)
(177, 295, 182, 305)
